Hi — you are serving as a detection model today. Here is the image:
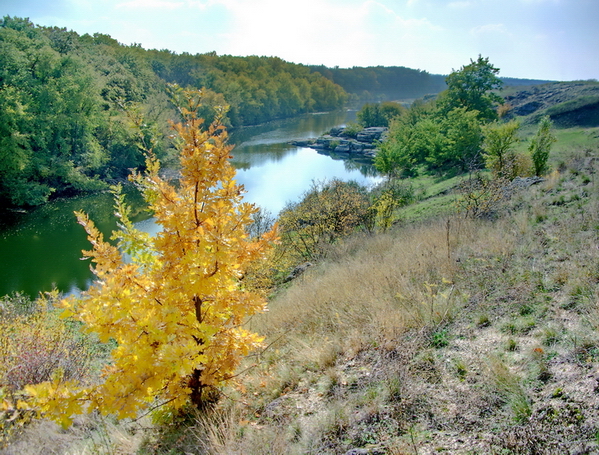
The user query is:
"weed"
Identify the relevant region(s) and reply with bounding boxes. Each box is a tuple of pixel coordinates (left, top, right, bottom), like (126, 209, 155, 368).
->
(476, 313, 491, 328)
(506, 338, 518, 352)
(453, 358, 468, 380)
(540, 325, 560, 346)
(431, 327, 450, 348)
(487, 356, 531, 422)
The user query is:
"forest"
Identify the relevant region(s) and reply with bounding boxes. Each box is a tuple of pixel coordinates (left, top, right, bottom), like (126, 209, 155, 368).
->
(310, 64, 447, 103)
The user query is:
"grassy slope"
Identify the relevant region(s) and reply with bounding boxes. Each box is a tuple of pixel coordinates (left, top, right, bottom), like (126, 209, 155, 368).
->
(131, 127, 599, 453)
(209, 133, 599, 454)
(5, 86, 599, 455)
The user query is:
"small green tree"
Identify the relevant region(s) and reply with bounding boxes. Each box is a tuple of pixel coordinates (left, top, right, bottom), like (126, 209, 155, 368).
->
(482, 119, 521, 177)
(529, 115, 556, 176)
(431, 107, 483, 172)
(374, 100, 438, 178)
(374, 117, 427, 178)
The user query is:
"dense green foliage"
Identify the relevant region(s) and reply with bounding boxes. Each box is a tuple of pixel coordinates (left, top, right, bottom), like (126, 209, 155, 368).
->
(375, 102, 485, 176)
(0, 16, 347, 206)
(356, 101, 405, 128)
(148, 52, 347, 126)
(482, 119, 522, 177)
(529, 115, 556, 176)
(438, 56, 503, 122)
(375, 57, 504, 177)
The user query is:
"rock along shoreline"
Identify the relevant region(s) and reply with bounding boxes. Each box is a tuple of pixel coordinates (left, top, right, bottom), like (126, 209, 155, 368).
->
(290, 126, 388, 159)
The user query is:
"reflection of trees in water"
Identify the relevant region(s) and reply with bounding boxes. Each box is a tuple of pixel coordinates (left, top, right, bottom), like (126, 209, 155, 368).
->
(343, 157, 379, 177)
(230, 110, 354, 146)
(230, 142, 291, 169)
(317, 150, 379, 178)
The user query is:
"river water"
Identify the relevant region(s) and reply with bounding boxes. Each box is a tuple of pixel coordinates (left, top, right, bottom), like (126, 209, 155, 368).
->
(0, 110, 381, 298)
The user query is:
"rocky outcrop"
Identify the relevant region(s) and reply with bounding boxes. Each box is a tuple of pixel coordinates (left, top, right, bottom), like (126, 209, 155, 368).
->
(503, 81, 599, 127)
(290, 126, 387, 158)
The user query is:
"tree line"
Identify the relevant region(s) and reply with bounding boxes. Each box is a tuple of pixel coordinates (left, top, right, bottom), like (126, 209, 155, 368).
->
(310, 65, 447, 104)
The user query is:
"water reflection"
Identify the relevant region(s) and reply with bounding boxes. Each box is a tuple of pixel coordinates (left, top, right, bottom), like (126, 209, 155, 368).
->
(235, 146, 379, 215)
(0, 110, 380, 297)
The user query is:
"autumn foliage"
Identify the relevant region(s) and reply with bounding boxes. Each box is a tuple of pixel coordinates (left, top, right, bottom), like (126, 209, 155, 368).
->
(24, 87, 277, 426)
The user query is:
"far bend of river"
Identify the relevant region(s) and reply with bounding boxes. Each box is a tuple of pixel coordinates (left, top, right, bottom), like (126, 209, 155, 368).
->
(0, 110, 381, 298)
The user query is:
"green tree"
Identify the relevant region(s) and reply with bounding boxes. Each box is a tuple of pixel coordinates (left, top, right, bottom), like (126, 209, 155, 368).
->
(375, 105, 482, 176)
(482, 119, 521, 177)
(440, 56, 504, 122)
(529, 115, 556, 176)
(435, 107, 484, 172)
(374, 117, 423, 177)
(357, 102, 404, 128)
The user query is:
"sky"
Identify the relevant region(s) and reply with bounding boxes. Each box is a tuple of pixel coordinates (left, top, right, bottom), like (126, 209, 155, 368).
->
(2, 0, 598, 81)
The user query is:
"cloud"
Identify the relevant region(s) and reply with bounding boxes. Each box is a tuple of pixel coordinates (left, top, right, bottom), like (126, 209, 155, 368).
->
(227, 0, 421, 72)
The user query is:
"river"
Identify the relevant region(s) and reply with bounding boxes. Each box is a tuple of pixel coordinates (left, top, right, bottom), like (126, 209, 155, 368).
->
(0, 110, 381, 298)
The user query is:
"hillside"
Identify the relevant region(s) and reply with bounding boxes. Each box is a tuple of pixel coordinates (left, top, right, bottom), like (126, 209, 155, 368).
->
(5, 130, 599, 455)
(310, 65, 554, 104)
(503, 81, 599, 127)
(0, 16, 348, 206)
(3, 81, 599, 454)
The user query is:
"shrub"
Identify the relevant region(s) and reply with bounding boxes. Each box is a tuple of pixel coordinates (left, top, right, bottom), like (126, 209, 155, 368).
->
(342, 122, 362, 139)
(456, 173, 509, 218)
(369, 179, 414, 231)
(279, 179, 370, 260)
(529, 115, 557, 176)
(482, 119, 521, 177)
(0, 291, 96, 443)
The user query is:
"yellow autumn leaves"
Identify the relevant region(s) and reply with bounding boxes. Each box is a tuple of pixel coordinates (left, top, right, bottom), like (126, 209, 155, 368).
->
(21, 86, 277, 426)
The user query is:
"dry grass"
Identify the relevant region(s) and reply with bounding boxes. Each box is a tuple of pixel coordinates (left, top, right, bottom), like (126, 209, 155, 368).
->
(0, 414, 148, 455)
(177, 148, 599, 454)
(6, 137, 599, 454)
(250, 220, 467, 371)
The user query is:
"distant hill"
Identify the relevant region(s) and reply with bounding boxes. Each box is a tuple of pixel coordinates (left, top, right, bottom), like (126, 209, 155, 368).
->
(502, 80, 599, 127)
(310, 65, 554, 103)
(308, 65, 447, 103)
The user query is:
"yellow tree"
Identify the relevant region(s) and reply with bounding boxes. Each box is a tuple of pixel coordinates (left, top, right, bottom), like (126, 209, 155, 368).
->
(25, 87, 277, 425)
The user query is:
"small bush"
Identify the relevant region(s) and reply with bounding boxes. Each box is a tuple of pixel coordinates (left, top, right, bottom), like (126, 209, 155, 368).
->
(0, 292, 95, 392)
(369, 179, 414, 231)
(456, 173, 508, 218)
(279, 179, 370, 260)
(342, 122, 362, 139)
(0, 291, 97, 444)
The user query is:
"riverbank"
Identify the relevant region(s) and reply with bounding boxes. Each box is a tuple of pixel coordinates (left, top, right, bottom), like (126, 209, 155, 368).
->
(0, 110, 379, 298)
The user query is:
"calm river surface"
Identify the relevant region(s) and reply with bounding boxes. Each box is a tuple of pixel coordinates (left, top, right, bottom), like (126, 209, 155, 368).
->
(0, 110, 381, 298)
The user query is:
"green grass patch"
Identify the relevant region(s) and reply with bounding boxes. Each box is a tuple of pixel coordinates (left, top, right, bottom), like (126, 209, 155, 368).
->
(399, 193, 457, 223)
